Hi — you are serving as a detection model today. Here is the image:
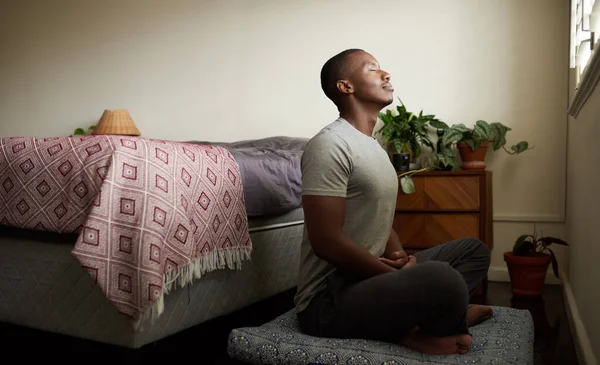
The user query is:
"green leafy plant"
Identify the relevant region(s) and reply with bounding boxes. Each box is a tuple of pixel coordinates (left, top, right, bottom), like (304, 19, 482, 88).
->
(71, 125, 96, 136)
(431, 119, 532, 155)
(426, 129, 459, 171)
(512, 228, 569, 278)
(427, 151, 459, 170)
(376, 98, 438, 159)
(377, 99, 443, 194)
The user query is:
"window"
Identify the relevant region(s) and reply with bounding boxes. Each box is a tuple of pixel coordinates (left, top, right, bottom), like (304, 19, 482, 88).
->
(570, 0, 599, 86)
(569, 0, 600, 116)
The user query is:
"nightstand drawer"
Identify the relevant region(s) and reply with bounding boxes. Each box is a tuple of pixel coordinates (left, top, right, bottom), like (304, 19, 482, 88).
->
(393, 213, 480, 249)
(396, 176, 480, 211)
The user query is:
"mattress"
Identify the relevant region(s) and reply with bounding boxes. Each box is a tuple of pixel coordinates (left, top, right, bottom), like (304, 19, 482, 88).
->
(0, 208, 304, 348)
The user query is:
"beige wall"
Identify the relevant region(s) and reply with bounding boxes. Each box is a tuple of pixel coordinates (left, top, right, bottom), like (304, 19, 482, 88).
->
(0, 0, 570, 277)
(566, 73, 600, 362)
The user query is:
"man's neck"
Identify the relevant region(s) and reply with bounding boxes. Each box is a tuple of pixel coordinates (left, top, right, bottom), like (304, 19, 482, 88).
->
(339, 105, 380, 137)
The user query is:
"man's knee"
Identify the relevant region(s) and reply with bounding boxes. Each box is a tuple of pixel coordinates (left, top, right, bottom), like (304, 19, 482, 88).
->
(415, 261, 469, 298)
(470, 238, 491, 264)
(458, 237, 491, 265)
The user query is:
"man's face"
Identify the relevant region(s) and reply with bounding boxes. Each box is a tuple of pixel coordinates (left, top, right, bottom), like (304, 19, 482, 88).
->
(342, 51, 394, 107)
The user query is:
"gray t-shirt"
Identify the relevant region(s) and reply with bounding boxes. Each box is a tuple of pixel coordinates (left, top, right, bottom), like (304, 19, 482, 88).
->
(294, 118, 399, 312)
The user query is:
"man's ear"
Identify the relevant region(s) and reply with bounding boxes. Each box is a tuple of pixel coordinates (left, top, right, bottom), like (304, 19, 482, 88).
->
(336, 80, 354, 95)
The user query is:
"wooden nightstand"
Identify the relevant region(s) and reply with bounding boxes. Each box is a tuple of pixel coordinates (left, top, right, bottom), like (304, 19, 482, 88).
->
(393, 170, 493, 298)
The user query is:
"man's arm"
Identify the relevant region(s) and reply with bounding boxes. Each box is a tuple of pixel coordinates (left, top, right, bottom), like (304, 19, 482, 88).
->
(380, 228, 418, 269)
(303, 195, 396, 280)
(383, 228, 405, 259)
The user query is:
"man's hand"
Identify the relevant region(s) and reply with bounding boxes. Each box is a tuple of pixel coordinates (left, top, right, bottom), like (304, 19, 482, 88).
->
(379, 251, 417, 270)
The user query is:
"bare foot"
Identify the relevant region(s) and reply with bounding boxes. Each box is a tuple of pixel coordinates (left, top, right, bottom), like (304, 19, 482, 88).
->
(467, 305, 494, 327)
(400, 330, 473, 355)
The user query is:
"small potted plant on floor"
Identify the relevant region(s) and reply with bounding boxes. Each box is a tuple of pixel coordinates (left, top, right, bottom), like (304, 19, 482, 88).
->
(432, 120, 532, 170)
(503, 228, 569, 297)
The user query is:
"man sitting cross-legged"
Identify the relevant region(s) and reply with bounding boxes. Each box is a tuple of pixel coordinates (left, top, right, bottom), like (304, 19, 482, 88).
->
(294, 48, 493, 355)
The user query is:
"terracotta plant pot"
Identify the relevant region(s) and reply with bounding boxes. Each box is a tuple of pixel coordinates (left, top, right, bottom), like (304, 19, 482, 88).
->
(503, 252, 552, 297)
(458, 141, 488, 170)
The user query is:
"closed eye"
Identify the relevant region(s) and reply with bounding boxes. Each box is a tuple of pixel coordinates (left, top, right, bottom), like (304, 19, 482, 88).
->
(367, 62, 380, 72)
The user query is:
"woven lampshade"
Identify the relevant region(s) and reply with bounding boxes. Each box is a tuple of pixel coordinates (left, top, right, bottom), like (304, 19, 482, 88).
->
(92, 109, 141, 136)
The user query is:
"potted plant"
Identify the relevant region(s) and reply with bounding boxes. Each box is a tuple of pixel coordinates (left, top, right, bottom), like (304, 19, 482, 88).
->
(425, 128, 459, 171)
(376, 98, 438, 171)
(503, 228, 569, 297)
(430, 119, 531, 170)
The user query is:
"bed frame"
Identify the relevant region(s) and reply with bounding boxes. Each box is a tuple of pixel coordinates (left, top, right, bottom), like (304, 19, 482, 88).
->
(0, 209, 303, 349)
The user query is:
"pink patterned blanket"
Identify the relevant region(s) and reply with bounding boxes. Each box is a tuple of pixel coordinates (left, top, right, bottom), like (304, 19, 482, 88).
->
(0, 136, 252, 327)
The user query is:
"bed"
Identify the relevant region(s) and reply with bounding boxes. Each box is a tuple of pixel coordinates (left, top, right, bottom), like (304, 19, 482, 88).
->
(0, 135, 307, 348)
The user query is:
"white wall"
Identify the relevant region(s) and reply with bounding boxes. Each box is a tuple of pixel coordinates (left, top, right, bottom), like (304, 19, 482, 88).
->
(565, 70, 600, 363)
(0, 0, 570, 276)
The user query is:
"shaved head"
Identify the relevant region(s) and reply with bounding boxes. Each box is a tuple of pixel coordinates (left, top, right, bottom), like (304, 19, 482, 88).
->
(320, 49, 364, 106)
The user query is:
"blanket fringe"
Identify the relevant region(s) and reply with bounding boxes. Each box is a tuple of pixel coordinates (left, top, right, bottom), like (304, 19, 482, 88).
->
(132, 246, 252, 331)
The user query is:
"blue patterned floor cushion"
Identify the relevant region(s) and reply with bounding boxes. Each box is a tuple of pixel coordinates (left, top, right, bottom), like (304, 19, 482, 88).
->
(227, 306, 534, 365)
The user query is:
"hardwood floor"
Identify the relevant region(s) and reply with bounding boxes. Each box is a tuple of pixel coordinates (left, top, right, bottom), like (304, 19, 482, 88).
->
(483, 282, 580, 365)
(0, 282, 580, 365)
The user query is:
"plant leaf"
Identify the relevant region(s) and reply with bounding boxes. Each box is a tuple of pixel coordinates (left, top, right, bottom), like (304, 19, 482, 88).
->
(490, 123, 510, 151)
(539, 236, 569, 246)
(490, 122, 511, 136)
(451, 124, 471, 133)
(515, 241, 534, 256)
(393, 140, 404, 154)
(442, 128, 464, 146)
(439, 154, 458, 168)
(466, 138, 483, 151)
(429, 120, 449, 129)
(493, 135, 506, 151)
(466, 139, 477, 151)
(413, 140, 422, 157)
(441, 145, 456, 157)
(511, 141, 529, 154)
(400, 176, 416, 194)
(73, 128, 86, 136)
(547, 248, 560, 278)
(513, 234, 534, 255)
(474, 120, 492, 140)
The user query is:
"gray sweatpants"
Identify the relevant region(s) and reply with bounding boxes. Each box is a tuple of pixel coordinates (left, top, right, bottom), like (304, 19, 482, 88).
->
(296, 238, 491, 342)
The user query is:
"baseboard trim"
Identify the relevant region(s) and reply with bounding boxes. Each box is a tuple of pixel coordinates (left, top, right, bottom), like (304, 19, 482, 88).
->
(487, 266, 562, 285)
(492, 214, 565, 223)
(563, 278, 598, 365)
